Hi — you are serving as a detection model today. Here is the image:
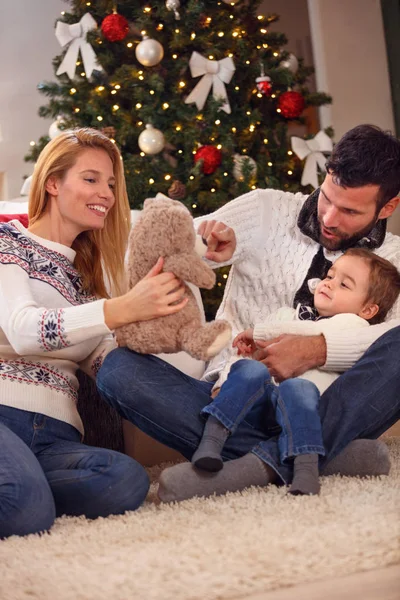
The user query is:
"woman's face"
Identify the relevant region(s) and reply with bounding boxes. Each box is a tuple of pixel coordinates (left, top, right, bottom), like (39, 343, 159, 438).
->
(47, 147, 116, 239)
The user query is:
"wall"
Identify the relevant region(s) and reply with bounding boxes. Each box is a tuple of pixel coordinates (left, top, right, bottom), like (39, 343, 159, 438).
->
(0, 0, 65, 200)
(260, 0, 314, 69)
(307, 0, 394, 136)
(307, 0, 399, 235)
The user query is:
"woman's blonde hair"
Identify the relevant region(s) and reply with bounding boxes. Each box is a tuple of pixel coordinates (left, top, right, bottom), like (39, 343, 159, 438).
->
(28, 128, 131, 298)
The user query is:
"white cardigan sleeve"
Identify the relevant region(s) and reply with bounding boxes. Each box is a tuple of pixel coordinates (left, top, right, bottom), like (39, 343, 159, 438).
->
(322, 317, 400, 371)
(0, 262, 111, 356)
(253, 312, 369, 344)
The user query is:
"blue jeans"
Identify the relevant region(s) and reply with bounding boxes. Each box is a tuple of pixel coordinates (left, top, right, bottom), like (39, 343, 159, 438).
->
(0, 406, 150, 539)
(203, 359, 325, 463)
(97, 326, 400, 486)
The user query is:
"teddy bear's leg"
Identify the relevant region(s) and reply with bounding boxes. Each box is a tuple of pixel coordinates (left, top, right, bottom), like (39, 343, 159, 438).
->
(180, 320, 232, 361)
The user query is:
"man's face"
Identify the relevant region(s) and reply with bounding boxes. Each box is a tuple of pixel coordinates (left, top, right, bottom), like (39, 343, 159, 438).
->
(317, 174, 382, 251)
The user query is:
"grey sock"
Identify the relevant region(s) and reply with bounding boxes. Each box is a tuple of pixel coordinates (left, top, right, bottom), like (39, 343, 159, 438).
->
(322, 439, 391, 477)
(289, 454, 320, 496)
(158, 452, 275, 503)
(192, 416, 230, 472)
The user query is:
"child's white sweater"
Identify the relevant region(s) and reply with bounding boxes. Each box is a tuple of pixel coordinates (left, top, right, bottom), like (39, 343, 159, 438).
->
(0, 221, 116, 434)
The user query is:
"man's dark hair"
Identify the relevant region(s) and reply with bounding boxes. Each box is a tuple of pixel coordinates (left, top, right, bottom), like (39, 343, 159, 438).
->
(325, 124, 400, 210)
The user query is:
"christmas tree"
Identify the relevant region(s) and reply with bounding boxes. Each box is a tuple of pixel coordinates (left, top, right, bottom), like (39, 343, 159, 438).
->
(26, 0, 331, 317)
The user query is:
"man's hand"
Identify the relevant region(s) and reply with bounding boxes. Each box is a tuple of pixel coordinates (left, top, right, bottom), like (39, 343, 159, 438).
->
(252, 334, 327, 382)
(197, 220, 236, 262)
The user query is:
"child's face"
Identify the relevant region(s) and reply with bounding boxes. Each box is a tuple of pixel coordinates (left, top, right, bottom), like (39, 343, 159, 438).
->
(314, 254, 378, 320)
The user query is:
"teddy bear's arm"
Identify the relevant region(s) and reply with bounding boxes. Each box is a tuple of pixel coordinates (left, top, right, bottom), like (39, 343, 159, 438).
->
(163, 254, 216, 289)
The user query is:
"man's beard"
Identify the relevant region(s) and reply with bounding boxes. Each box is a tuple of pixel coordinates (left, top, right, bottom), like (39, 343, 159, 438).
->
(318, 215, 379, 251)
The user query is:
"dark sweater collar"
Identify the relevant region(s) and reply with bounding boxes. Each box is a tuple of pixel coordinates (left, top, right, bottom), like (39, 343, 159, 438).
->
(297, 187, 387, 250)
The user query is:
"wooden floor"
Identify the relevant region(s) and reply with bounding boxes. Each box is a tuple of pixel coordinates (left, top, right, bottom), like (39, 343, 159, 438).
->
(233, 564, 400, 600)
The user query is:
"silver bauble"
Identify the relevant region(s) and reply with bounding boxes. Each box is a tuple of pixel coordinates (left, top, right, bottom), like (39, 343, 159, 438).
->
(280, 53, 299, 74)
(48, 117, 66, 139)
(138, 124, 165, 155)
(233, 154, 257, 182)
(135, 37, 164, 67)
(166, 0, 181, 19)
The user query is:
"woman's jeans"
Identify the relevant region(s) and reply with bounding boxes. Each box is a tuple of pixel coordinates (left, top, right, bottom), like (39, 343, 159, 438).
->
(0, 406, 149, 539)
(97, 326, 400, 486)
(202, 359, 325, 463)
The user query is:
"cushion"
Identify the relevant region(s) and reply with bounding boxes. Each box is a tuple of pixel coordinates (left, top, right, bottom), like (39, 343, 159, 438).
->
(0, 214, 29, 227)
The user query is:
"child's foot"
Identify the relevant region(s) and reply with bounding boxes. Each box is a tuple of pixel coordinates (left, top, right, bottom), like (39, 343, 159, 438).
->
(191, 416, 230, 472)
(289, 454, 320, 496)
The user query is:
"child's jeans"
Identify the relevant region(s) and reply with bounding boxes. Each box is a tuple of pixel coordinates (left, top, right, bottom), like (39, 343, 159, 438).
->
(201, 359, 325, 463)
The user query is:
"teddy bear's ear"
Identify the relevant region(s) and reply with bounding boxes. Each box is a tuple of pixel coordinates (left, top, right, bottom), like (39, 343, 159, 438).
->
(155, 192, 172, 202)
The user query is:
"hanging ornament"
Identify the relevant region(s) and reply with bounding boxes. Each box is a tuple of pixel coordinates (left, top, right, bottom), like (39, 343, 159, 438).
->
(55, 13, 103, 79)
(168, 180, 187, 200)
(198, 14, 211, 28)
(222, 0, 241, 4)
(138, 124, 165, 154)
(278, 90, 305, 119)
(256, 63, 272, 96)
(233, 154, 257, 182)
(280, 53, 299, 74)
(194, 146, 222, 175)
(49, 116, 66, 139)
(135, 36, 164, 67)
(291, 130, 333, 189)
(185, 52, 236, 114)
(100, 126, 116, 139)
(101, 11, 129, 42)
(166, 0, 181, 19)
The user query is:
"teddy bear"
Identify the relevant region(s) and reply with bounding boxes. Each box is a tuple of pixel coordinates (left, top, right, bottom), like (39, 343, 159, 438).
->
(115, 194, 232, 361)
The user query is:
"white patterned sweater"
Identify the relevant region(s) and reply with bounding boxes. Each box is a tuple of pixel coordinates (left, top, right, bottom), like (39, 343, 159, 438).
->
(196, 189, 400, 383)
(0, 221, 116, 434)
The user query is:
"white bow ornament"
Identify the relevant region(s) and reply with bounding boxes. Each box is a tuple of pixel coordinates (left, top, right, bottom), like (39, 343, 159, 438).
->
(185, 52, 235, 114)
(55, 13, 103, 80)
(291, 130, 333, 189)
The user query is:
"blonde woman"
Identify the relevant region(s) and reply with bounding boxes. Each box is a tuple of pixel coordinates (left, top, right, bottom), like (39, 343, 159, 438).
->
(0, 128, 189, 538)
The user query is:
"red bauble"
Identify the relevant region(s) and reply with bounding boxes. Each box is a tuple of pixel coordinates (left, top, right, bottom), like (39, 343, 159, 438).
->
(101, 13, 129, 42)
(256, 76, 272, 96)
(278, 91, 305, 119)
(194, 145, 222, 175)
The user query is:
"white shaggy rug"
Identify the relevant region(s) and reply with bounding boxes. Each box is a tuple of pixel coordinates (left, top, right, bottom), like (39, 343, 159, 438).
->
(1, 438, 399, 600)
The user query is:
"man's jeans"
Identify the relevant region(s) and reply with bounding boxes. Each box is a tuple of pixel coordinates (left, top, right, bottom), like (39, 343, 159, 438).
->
(97, 326, 400, 486)
(0, 406, 149, 539)
(201, 359, 325, 462)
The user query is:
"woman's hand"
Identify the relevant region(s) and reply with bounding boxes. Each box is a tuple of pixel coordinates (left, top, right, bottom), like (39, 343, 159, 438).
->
(232, 328, 256, 356)
(104, 258, 188, 330)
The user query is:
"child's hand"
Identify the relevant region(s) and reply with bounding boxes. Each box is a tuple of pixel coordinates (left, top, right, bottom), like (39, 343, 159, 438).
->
(233, 328, 256, 356)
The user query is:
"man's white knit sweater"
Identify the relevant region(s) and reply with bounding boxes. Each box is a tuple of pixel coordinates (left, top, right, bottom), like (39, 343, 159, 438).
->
(0, 221, 116, 434)
(195, 189, 400, 383)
